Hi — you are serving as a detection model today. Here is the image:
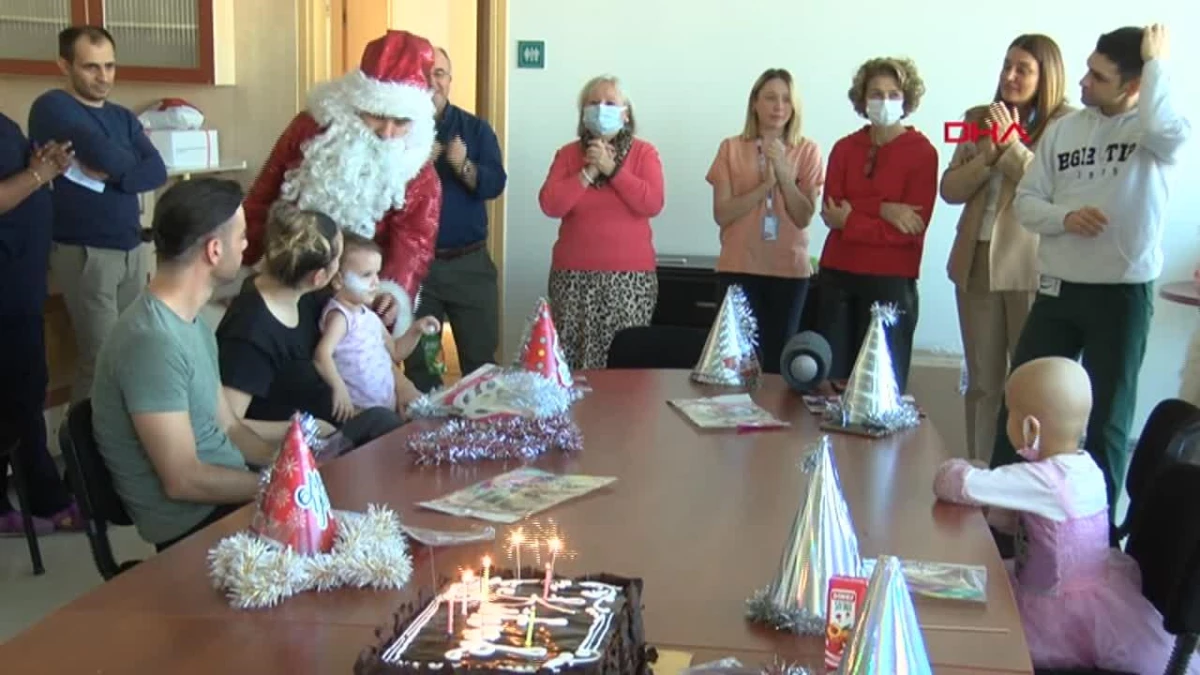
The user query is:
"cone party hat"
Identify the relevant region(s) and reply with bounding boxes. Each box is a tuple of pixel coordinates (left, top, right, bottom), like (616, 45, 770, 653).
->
(249, 417, 337, 555)
(747, 436, 861, 634)
(837, 555, 933, 675)
(829, 303, 920, 432)
(513, 297, 573, 388)
(692, 284, 761, 387)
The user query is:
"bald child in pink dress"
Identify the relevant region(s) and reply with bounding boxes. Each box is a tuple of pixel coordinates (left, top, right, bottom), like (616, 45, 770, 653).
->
(934, 357, 1193, 673)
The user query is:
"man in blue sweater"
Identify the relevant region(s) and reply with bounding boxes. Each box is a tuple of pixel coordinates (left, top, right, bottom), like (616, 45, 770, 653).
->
(403, 46, 508, 391)
(29, 25, 168, 404)
(990, 24, 1190, 543)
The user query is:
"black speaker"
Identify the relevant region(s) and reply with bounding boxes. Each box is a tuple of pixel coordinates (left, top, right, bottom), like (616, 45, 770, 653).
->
(780, 331, 832, 393)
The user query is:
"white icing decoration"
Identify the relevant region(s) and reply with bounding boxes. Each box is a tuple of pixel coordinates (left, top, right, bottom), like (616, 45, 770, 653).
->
(381, 576, 624, 668)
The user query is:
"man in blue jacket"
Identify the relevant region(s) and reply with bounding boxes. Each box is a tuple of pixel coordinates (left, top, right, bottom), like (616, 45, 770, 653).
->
(403, 46, 508, 390)
(29, 25, 167, 404)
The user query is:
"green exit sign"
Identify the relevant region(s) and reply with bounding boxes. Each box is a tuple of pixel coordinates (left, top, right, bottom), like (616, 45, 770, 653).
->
(517, 40, 545, 69)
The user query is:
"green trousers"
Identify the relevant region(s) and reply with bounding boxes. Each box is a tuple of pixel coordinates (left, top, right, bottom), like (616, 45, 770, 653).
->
(989, 280, 1154, 522)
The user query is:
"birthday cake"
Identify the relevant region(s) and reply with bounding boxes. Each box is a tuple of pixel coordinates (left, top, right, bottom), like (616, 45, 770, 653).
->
(354, 568, 653, 674)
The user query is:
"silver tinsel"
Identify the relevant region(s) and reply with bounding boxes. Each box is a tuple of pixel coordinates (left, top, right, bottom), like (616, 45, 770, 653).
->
(823, 303, 920, 433)
(836, 555, 932, 675)
(207, 504, 412, 610)
(403, 364, 585, 465)
(692, 284, 762, 387)
(747, 436, 861, 634)
(407, 413, 584, 465)
(406, 368, 581, 421)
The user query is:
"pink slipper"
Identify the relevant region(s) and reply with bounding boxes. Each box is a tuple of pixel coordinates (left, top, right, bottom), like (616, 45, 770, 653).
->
(48, 501, 85, 532)
(0, 510, 54, 537)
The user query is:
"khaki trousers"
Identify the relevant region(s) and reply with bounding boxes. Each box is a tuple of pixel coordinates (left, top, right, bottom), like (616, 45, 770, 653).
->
(51, 243, 150, 403)
(955, 241, 1034, 463)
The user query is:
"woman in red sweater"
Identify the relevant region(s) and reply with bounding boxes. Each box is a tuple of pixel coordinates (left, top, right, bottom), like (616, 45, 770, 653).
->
(817, 57, 938, 394)
(538, 75, 665, 369)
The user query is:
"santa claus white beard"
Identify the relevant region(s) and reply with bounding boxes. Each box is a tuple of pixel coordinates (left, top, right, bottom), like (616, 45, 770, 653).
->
(279, 116, 428, 240)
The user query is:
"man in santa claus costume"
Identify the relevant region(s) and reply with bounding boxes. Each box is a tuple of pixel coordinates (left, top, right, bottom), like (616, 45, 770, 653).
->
(243, 30, 440, 331)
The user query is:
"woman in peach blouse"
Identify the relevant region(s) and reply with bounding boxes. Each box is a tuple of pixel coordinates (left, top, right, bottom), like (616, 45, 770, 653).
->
(706, 68, 824, 373)
(538, 75, 665, 369)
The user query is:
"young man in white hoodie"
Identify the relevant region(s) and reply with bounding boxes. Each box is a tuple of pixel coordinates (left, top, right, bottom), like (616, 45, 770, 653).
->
(990, 24, 1190, 540)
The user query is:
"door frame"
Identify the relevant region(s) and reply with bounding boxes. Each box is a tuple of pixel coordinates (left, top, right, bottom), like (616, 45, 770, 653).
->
(295, 0, 509, 332)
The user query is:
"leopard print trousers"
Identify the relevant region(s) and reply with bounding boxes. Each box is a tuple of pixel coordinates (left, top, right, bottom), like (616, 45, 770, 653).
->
(547, 270, 658, 370)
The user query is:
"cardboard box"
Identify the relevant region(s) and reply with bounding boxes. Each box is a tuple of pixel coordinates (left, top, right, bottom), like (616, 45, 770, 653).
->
(147, 129, 219, 169)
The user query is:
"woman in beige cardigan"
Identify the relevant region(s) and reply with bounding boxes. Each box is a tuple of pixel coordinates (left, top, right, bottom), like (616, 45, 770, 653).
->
(942, 34, 1072, 462)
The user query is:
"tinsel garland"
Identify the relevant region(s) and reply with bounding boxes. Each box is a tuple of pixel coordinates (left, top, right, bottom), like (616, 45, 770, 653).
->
(407, 412, 583, 465)
(404, 366, 585, 465)
(207, 504, 412, 609)
(406, 369, 582, 421)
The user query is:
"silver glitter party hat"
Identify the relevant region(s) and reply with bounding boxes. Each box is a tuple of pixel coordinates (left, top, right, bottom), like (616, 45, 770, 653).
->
(746, 436, 860, 634)
(691, 284, 761, 387)
(837, 555, 932, 675)
(826, 303, 920, 432)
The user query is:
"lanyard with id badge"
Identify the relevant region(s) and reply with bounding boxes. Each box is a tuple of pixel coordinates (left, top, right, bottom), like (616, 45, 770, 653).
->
(757, 140, 778, 241)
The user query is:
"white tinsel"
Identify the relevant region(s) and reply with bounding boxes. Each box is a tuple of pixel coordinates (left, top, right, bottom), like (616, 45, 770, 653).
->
(869, 301, 900, 327)
(207, 504, 412, 609)
(406, 367, 581, 420)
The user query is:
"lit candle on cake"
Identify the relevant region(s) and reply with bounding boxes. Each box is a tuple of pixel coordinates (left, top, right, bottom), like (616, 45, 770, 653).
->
(510, 530, 525, 579)
(524, 600, 537, 648)
(447, 595, 454, 634)
(461, 570, 475, 615)
(481, 556, 491, 600)
(543, 537, 562, 596)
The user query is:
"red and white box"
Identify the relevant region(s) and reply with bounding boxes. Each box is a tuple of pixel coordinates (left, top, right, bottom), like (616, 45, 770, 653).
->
(147, 129, 220, 169)
(824, 575, 869, 671)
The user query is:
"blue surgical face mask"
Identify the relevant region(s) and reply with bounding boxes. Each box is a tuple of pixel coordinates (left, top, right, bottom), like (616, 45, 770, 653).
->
(583, 104, 626, 135)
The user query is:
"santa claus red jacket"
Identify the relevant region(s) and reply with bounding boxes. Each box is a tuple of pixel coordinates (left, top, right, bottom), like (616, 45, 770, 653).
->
(242, 30, 441, 309)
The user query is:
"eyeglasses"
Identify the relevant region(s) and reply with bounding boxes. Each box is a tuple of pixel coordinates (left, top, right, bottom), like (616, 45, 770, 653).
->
(864, 144, 879, 178)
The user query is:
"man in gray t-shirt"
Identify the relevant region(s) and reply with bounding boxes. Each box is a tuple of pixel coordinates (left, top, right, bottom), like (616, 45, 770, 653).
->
(92, 178, 290, 550)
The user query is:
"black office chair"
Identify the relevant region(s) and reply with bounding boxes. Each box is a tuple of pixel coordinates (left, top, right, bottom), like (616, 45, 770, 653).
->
(605, 325, 708, 370)
(0, 424, 45, 575)
(1124, 460, 1200, 675)
(1116, 399, 1200, 541)
(58, 399, 141, 580)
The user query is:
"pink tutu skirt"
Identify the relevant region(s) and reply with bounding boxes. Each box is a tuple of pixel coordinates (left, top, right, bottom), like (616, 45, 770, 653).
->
(1012, 551, 1195, 673)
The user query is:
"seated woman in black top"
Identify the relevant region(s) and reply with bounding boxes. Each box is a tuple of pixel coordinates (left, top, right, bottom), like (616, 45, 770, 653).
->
(216, 204, 402, 446)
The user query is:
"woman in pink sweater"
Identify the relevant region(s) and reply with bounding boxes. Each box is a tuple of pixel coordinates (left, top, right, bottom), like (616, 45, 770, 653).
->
(538, 75, 665, 369)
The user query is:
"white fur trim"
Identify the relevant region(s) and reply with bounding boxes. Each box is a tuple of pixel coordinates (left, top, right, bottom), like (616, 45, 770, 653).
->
(378, 279, 414, 337)
(309, 70, 435, 136)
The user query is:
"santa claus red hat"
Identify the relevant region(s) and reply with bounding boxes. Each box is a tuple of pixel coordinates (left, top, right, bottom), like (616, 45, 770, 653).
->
(315, 30, 436, 127)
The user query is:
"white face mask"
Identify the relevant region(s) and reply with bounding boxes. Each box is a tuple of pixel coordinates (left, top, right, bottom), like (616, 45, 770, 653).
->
(866, 98, 905, 127)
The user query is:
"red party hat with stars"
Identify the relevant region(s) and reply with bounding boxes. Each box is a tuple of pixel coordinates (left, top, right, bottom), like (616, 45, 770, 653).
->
(514, 297, 573, 388)
(249, 417, 338, 555)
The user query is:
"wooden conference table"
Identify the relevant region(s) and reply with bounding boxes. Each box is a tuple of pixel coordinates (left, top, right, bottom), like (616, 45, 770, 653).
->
(1161, 280, 1200, 308)
(2, 370, 1032, 674)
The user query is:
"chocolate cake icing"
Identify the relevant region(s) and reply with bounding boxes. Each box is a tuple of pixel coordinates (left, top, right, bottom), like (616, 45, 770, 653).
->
(354, 568, 655, 674)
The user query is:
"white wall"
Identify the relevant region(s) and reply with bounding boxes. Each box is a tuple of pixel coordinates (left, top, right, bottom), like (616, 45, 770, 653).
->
(503, 0, 1200, 435)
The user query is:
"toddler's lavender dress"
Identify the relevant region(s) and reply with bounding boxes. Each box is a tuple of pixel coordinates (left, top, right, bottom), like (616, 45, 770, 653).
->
(935, 452, 1194, 673)
(322, 297, 397, 410)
